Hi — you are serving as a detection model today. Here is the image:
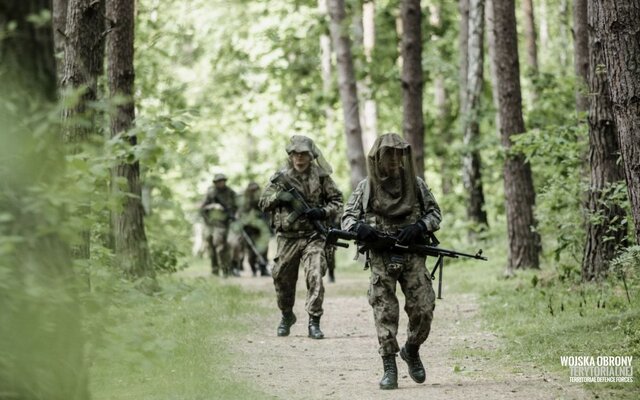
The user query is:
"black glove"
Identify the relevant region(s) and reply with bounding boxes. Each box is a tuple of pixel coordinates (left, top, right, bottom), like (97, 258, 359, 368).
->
(355, 222, 377, 242)
(305, 208, 326, 220)
(397, 221, 426, 244)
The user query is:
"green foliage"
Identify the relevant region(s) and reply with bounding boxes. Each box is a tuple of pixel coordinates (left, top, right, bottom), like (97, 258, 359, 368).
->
(445, 259, 640, 399)
(89, 271, 271, 399)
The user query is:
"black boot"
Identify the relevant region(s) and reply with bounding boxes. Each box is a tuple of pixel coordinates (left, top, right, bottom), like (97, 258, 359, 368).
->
(308, 315, 324, 339)
(379, 354, 398, 390)
(277, 311, 296, 337)
(400, 344, 426, 383)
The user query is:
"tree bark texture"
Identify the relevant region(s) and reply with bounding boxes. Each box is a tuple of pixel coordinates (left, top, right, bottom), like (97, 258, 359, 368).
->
(327, 0, 367, 189)
(573, 0, 589, 112)
(62, 0, 105, 143)
(490, 0, 541, 270)
(521, 0, 538, 74)
(60, 0, 105, 259)
(462, 0, 488, 229)
(485, 0, 501, 131)
(581, 2, 627, 280)
(401, 0, 425, 179)
(593, 0, 640, 245)
(52, 0, 68, 83)
(106, 0, 153, 278)
(459, 0, 470, 114)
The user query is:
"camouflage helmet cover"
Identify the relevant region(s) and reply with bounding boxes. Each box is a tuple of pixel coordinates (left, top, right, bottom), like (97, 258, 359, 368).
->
(213, 173, 228, 182)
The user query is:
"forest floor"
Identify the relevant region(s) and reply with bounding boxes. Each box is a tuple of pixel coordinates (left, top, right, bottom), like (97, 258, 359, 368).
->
(184, 264, 594, 400)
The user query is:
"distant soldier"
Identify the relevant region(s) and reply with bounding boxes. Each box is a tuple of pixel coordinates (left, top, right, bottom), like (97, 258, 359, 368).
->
(236, 182, 271, 277)
(259, 135, 343, 339)
(342, 133, 441, 390)
(200, 173, 238, 277)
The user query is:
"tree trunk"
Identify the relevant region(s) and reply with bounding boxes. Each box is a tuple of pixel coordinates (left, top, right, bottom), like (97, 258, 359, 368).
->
(106, 0, 154, 279)
(60, 0, 105, 259)
(459, 0, 470, 115)
(573, 0, 589, 112)
(401, 0, 425, 179)
(581, 1, 627, 280)
(430, 3, 453, 195)
(485, 0, 501, 131)
(490, 0, 541, 271)
(361, 0, 378, 154)
(521, 0, 538, 75)
(462, 0, 488, 231)
(328, 0, 367, 189)
(318, 0, 335, 139)
(593, 0, 640, 245)
(52, 0, 68, 83)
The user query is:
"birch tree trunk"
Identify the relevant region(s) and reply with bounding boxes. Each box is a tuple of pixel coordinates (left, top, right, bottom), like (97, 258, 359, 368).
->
(361, 0, 378, 154)
(328, 0, 367, 189)
(490, 0, 541, 271)
(106, 0, 154, 279)
(462, 0, 488, 230)
(401, 0, 425, 179)
(581, 0, 627, 280)
(593, 0, 640, 245)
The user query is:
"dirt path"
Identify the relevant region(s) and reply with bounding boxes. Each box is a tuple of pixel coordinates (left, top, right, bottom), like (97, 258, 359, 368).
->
(208, 269, 590, 400)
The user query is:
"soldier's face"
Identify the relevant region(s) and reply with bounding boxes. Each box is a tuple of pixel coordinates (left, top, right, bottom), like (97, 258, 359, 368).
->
(290, 151, 312, 173)
(214, 180, 227, 189)
(380, 148, 403, 176)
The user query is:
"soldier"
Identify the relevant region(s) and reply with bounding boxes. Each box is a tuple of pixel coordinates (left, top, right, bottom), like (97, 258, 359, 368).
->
(236, 182, 271, 277)
(200, 173, 238, 277)
(259, 135, 343, 339)
(341, 133, 441, 390)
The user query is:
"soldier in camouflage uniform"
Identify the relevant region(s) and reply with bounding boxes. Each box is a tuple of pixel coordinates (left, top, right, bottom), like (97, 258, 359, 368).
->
(236, 182, 271, 277)
(259, 135, 343, 339)
(341, 133, 441, 390)
(200, 173, 238, 277)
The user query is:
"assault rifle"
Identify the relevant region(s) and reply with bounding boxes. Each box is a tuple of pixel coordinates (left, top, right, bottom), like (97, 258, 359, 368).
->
(204, 195, 270, 270)
(272, 172, 348, 248)
(325, 228, 487, 299)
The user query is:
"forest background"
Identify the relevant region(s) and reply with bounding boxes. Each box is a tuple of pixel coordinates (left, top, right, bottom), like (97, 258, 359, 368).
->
(0, 0, 639, 399)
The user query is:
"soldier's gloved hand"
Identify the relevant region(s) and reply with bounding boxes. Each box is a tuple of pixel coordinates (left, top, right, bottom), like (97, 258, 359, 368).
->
(355, 222, 377, 242)
(275, 191, 294, 205)
(397, 221, 426, 244)
(305, 208, 326, 220)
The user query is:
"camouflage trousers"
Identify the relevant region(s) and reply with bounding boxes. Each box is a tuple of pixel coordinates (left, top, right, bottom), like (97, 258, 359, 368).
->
(368, 251, 436, 356)
(206, 225, 231, 276)
(272, 235, 327, 317)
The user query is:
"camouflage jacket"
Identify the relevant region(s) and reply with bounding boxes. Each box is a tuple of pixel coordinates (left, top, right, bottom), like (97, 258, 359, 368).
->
(200, 186, 238, 228)
(341, 177, 441, 234)
(259, 165, 343, 237)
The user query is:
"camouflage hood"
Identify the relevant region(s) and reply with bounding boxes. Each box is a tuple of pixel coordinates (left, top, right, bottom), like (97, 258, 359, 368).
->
(365, 133, 418, 218)
(285, 135, 333, 175)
